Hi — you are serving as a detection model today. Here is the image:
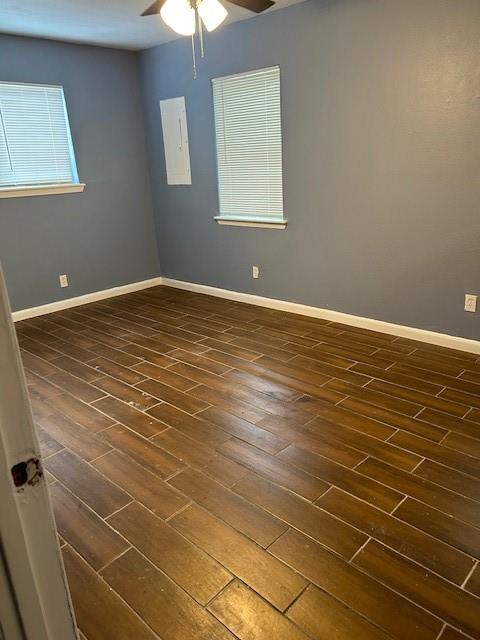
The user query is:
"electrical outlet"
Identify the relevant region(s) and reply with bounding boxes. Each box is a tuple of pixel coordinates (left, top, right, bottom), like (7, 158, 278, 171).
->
(252, 266, 260, 279)
(59, 274, 69, 288)
(464, 294, 477, 313)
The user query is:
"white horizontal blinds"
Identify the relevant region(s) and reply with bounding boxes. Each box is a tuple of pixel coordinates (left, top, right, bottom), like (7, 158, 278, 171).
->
(213, 66, 284, 220)
(0, 82, 76, 188)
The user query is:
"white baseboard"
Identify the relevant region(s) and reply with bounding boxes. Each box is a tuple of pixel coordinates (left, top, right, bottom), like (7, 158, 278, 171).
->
(161, 277, 480, 355)
(12, 274, 480, 355)
(12, 277, 163, 322)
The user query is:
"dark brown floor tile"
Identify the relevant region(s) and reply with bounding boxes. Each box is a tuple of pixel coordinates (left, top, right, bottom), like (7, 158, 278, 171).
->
(171, 505, 307, 611)
(219, 438, 329, 501)
(92, 450, 188, 518)
(62, 546, 157, 640)
(101, 548, 235, 639)
(48, 370, 106, 403)
(94, 376, 158, 410)
(233, 474, 366, 558)
(393, 497, 480, 559)
(152, 429, 248, 487)
(108, 502, 232, 605)
(464, 564, 480, 597)
(100, 423, 184, 478)
(278, 444, 403, 512)
(357, 457, 480, 527)
(45, 449, 131, 517)
(169, 467, 288, 547)
(37, 410, 111, 461)
(50, 482, 128, 571)
(93, 395, 166, 437)
(269, 529, 442, 640)
(199, 405, 290, 454)
(147, 402, 230, 446)
(317, 488, 475, 584)
(287, 584, 392, 640)
(413, 458, 480, 501)
(209, 581, 309, 639)
(43, 393, 115, 432)
(353, 540, 480, 639)
(89, 357, 147, 385)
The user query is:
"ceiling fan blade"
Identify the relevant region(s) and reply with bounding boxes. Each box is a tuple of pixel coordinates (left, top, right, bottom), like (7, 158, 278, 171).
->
(141, 0, 167, 16)
(226, 0, 275, 13)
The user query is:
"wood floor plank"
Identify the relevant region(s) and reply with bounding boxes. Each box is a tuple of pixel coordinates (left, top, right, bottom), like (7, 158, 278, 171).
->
(317, 487, 475, 584)
(389, 431, 480, 480)
(92, 450, 188, 519)
(219, 438, 329, 501)
(465, 564, 480, 597)
(138, 378, 209, 414)
(269, 529, 442, 640)
(278, 444, 404, 512)
(305, 419, 422, 471)
(37, 410, 111, 461)
(48, 370, 106, 403)
(50, 482, 129, 571)
(233, 473, 366, 558)
(42, 393, 115, 432)
(132, 361, 197, 391)
(89, 357, 147, 385)
(147, 403, 231, 447)
(94, 376, 158, 411)
(356, 457, 480, 527)
(100, 423, 184, 479)
(47, 355, 103, 383)
(209, 581, 310, 640)
(152, 428, 248, 487)
(108, 502, 232, 605)
(170, 505, 307, 611)
(199, 405, 290, 454)
(353, 540, 480, 639)
(92, 395, 166, 438)
(339, 397, 447, 442)
(62, 546, 157, 640)
(101, 549, 234, 640)
(413, 458, 480, 501)
(393, 497, 480, 559)
(169, 467, 288, 547)
(287, 584, 393, 640)
(45, 449, 131, 518)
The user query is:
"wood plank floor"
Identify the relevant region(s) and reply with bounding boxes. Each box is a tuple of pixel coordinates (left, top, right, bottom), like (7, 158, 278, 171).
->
(16, 286, 480, 640)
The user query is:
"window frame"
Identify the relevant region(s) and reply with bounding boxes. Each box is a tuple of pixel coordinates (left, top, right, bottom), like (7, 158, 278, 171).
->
(212, 66, 287, 230)
(0, 81, 84, 199)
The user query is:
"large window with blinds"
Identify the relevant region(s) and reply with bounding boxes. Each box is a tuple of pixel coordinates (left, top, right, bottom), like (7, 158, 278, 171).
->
(212, 66, 285, 227)
(0, 82, 80, 192)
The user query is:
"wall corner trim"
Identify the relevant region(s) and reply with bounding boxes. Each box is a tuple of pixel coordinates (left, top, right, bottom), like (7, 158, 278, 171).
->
(11, 277, 163, 322)
(161, 277, 480, 355)
(12, 275, 480, 355)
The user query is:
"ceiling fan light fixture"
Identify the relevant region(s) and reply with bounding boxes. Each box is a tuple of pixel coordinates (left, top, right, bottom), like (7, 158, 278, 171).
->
(160, 0, 196, 36)
(198, 0, 228, 32)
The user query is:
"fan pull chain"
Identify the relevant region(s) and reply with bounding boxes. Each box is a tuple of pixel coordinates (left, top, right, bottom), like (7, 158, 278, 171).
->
(199, 14, 205, 58)
(191, 34, 197, 79)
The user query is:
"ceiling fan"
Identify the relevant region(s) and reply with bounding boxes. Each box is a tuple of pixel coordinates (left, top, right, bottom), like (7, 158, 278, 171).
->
(141, 0, 275, 77)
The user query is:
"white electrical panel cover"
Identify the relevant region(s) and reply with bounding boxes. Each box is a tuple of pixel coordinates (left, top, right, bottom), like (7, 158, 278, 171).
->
(159, 96, 192, 185)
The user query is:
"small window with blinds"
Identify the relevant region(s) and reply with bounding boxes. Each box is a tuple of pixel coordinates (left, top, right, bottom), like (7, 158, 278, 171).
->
(212, 66, 285, 228)
(0, 81, 80, 192)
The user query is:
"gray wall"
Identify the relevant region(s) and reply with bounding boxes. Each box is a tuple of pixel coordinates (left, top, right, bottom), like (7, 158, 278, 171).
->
(0, 35, 160, 312)
(140, 0, 480, 340)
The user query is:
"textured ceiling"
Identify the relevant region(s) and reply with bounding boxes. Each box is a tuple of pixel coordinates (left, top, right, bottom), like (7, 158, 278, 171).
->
(0, 0, 307, 50)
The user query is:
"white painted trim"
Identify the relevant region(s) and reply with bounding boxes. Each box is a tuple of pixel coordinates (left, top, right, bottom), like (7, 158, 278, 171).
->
(215, 217, 287, 230)
(12, 274, 480, 354)
(0, 183, 85, 199)
(12, 277, 162, 322)
(161, 277, 480, 355)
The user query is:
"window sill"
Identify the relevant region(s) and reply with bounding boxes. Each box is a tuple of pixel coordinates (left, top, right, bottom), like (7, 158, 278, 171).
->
(214, 216, 287, 230)
(0, 183, 86, 199)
